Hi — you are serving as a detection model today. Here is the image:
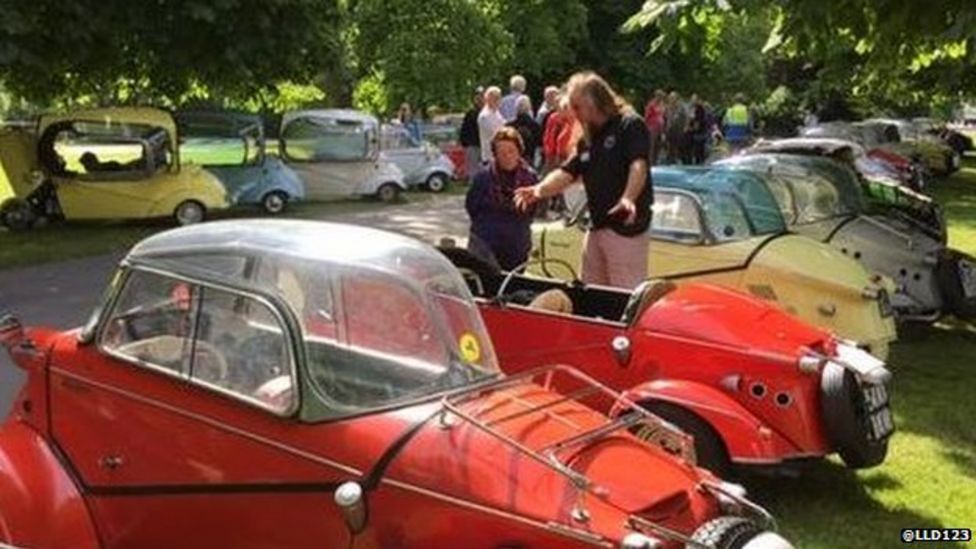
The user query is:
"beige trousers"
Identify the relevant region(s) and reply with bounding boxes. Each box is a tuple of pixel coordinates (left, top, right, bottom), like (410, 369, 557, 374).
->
(581, 228, 650, 289)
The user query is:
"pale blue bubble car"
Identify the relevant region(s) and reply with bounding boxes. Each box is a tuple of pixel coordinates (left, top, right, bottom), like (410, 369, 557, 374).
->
(177, 111, 305, 214)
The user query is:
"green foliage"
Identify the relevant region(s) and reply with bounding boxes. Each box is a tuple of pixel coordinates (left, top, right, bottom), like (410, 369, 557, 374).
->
(351, 71, 390, 117)
(487, 0, 589, 90)
(625, 0, 976, 117)
(352, 0, 512, 115)
(0, 0, 342, 104)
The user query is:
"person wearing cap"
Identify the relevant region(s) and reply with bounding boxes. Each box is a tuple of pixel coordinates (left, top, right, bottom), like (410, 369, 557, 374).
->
(515, 71, 651, 289)
(460, 87, 484, 178)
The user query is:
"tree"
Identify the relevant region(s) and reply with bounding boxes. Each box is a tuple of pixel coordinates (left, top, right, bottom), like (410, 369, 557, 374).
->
(487, 0, 589, 93)
(352, 0, 512, 114)
(625, 0, 976, 115)
(0, 0, 342, 104)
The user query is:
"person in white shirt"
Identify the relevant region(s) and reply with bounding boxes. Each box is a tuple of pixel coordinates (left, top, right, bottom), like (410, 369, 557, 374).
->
(478, 86, 505, 163)
(498, 75, 526, 122)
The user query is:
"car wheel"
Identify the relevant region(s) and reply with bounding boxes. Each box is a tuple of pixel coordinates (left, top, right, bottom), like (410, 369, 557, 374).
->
(261, 191, 288, 215)
(640, 402, 730, 478)
(376, 183, 401, 203)
(689, 516, 772, 549)
(820, 362, 889, 469)
(174, 201, 206, 226)
(425, 173, 450, 193)
(0, 200, 35, 231)
(936, 249, 976, 319)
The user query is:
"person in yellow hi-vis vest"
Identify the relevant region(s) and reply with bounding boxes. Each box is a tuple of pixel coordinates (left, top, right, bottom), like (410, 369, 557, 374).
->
(723, 93, 752, 149)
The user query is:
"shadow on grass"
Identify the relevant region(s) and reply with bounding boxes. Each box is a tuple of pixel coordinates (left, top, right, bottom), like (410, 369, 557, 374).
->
(745, 463, 963, 549)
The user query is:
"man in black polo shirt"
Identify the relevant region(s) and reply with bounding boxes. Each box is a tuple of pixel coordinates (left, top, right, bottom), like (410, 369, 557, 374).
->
(515, 71, 652, 288)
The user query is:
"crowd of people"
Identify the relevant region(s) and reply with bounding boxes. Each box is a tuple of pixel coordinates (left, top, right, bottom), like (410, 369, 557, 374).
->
(443, 72, 759, 288)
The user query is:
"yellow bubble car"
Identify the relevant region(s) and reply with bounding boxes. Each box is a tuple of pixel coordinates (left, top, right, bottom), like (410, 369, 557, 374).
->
(0, 107, 228, 230)
(531, 166, 898, 358)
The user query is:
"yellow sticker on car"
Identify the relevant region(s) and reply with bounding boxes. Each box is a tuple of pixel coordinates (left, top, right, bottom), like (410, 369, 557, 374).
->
(459, 333, 481, 363)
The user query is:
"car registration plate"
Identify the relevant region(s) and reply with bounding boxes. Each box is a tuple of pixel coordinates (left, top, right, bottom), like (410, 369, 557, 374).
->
(959, 259, 976, 299)
(862, 384, 894, 440)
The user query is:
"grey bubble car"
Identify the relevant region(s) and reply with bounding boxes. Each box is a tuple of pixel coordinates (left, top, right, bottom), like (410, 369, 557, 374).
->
(718, 153, 976, 322)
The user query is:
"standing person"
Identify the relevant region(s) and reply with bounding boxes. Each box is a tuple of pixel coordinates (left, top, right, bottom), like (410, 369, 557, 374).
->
(466, 127, 539, 270)
(542, 95, 585, 172)
(397, 102, 423, 145)
(459, 87, 484, 179)
(643, 89, 666, 165)
(536, 86, 560, 127)
(478, 87, 505, 163)
(723, 93, 752, 151)
(514, 71, 652, 289)
(688, 94, 709, 165)
(664, 91, 688, 165)
(499, 75, 527, 122)
(507, 96, 542, 163)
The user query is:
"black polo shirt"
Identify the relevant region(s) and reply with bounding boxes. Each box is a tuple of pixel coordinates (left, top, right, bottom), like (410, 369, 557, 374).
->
(561, 113, 652, 236)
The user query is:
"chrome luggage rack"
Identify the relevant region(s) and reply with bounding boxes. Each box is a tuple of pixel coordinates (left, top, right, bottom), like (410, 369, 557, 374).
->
(439, 364, 696, 520)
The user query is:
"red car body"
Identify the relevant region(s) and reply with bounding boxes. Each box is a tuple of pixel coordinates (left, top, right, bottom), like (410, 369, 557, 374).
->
(444, 250, 894, 475)
(0, 221, 790, 549)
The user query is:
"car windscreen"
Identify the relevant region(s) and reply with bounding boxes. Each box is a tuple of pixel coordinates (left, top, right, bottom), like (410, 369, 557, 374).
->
(252, 249, 499, 420)
(178, 113, 263, 167)
(652, 168, 787, 241)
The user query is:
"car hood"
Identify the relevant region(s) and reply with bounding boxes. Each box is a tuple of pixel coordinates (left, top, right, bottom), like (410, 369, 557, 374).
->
(752, 233, 877, 296)
(640, 281, 830, 356)
(374, 388, 719, 541)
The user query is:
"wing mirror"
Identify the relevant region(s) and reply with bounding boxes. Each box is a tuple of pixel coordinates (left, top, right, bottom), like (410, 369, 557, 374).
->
(0, 312, 24, 349)
(334, 481, 368, 535)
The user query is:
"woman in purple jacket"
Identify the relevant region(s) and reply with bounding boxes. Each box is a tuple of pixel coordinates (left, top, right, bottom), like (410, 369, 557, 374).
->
(465, 127, 538, 270)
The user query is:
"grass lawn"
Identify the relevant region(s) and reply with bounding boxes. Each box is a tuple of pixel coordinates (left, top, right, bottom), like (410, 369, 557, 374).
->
(751, 158, 976, 548)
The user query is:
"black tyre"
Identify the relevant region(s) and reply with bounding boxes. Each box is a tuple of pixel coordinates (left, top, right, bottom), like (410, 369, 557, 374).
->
(376, 183, 401, 203)
(641, 402, 730, 478)
(0, 200, 35, 231)
(936, 250, 976, 320)
(425, 172, 450, 193)
(261, 191, 288, 215)
(689, 516, 763, 549)
(820, 362, 889, 468)
(174, 200, 206, 226)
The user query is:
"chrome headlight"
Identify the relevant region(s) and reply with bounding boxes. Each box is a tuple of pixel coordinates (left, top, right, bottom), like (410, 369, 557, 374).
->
(834, 342, 892, 385)
(743, 531, 795, 549)
(620, 532, 661, 549)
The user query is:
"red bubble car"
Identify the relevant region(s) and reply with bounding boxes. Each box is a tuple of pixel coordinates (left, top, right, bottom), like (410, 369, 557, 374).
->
(441, 249, 894, 477)
(0, 221, 791, 549)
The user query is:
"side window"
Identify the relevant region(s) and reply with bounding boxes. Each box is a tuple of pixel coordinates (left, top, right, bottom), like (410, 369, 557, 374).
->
(100, 269, 294, 414)
(703, 191, 753, 242)
(99, 270, 197, 375)
(193, 286, 294, 414)
(42, 121, 171, 180)
(765, 176, 798, 224)
(651, 192, 704, 243)
(281, 117, 369, 162)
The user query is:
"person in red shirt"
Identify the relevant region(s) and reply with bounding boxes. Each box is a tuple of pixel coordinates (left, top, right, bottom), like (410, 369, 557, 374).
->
(643, 89, 666, 165)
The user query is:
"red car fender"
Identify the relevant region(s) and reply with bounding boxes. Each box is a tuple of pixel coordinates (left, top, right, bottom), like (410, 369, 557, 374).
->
(0, 421, 99, 548)
(616, 379, 798, 464)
